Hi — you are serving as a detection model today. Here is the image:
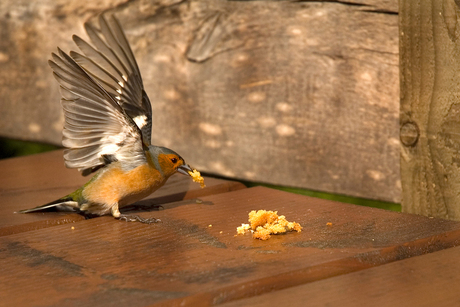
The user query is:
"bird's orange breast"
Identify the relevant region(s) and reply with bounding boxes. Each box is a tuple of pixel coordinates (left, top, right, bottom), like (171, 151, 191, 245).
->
(83, 162, 165, 207)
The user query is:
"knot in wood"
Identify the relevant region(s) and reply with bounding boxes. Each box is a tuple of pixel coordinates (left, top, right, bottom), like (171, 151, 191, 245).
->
(400, 121, 419, 147)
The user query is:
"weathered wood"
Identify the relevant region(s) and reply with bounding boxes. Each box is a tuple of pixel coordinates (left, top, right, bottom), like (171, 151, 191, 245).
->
(221, 245, 460, 307)
(0, 0, 399, 202)
(0, 150, 245, 236)
(400, 0, 460, 219)
(1, 186, 460, 306)
(0, 0, 126, 143)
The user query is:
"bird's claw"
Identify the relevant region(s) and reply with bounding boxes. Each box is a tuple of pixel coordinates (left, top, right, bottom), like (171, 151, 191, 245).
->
(118, 214, 161, 224)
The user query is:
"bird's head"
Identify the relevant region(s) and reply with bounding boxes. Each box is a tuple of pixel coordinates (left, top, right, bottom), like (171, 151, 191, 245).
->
(147, 146, 192, 178)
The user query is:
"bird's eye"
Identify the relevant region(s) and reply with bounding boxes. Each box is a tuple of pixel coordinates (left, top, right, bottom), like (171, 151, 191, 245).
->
(171, 158, 178, 163)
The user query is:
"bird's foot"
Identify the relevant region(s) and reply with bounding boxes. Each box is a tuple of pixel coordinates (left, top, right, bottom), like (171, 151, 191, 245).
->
(117, 214, 161, 224)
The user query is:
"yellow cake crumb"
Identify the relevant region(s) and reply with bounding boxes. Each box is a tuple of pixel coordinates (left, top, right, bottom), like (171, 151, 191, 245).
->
(253, 226, 271, 240)
(188, 169, 206, 188)
(236, 223, 251, 235)
(236, 210, 302, 240)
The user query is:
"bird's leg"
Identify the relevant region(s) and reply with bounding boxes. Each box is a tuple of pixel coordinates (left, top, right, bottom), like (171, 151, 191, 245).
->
(111, 203, 160, 224)
(118, 214, 161, 224)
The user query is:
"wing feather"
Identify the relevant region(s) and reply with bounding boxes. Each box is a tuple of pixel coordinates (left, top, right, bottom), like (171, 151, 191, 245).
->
(49, 47, 147, 174)
(71, 15, 152, 144)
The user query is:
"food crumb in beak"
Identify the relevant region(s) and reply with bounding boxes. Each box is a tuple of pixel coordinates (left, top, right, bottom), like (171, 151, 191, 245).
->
(188, 169, 206, 188)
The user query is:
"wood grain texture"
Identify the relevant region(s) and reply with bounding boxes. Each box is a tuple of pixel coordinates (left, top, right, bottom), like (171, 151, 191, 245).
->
(220, 245, 460, 307)
(400, 0, 460, 219)
(0, 0, 127, 143)
(0, 0, 399, 202)
(0, 150, 245, 236)
(1, 186, 460, 307)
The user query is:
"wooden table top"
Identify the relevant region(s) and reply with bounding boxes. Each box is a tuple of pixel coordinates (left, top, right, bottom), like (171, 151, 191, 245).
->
(221, 244, 460, 307)
(1, 151, 460, 306)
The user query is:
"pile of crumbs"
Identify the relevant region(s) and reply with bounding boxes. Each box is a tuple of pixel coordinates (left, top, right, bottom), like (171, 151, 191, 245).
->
(236, 210, 302, 240)
(188, 169, 206, 188)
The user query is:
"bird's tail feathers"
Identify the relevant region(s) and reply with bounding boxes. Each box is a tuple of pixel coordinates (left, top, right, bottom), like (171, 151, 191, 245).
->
(17, 197, 79, 214)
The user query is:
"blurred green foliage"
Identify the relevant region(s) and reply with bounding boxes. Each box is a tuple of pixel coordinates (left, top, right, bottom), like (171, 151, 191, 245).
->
(0, 138, 400, 212)
(0, 138, 58, 160)
(242, 181, 401, 212)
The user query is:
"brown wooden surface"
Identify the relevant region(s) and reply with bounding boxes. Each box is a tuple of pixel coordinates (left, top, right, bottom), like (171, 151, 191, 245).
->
(0, 0, 400, 203)
(1, 186, 460, 306)
(400, 0, 460, 220)
(221, 244, 460, 307)
(0, 150, 245, 236)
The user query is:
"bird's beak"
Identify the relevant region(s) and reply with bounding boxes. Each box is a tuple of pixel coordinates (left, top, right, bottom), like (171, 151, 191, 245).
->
(177, 164, 193, 176)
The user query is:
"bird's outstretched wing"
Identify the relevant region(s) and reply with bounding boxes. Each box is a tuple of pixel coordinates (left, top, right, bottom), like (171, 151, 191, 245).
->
(70, 15, 153, 145)
(49, 48, 147, 175)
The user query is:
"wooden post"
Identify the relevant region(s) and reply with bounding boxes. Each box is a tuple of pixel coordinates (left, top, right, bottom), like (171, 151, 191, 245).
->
(400, 0, 460, 219)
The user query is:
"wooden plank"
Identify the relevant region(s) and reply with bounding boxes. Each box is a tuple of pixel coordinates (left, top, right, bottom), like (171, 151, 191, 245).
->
(1, 186, 459, 307)
(0, 0, 400, 202)
(400, 1, 460, 219)
(0, 150, 245, 236)
(220, 245, 460, 307)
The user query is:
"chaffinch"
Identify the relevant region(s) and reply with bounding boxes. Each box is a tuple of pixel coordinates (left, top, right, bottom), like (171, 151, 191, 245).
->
(19, 15, 196, 223)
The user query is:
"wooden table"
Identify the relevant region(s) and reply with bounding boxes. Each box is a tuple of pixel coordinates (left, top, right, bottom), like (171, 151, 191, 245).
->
(221, 245, 460, 307)
(1, 151, 460, 306)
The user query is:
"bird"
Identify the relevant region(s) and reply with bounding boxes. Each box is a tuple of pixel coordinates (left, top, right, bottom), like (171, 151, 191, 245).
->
(18, 14, 196, 223)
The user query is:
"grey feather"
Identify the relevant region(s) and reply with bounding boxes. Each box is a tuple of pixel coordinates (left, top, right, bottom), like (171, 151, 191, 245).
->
(49, 41, 147, 174)
(71, 15, 153, 145)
